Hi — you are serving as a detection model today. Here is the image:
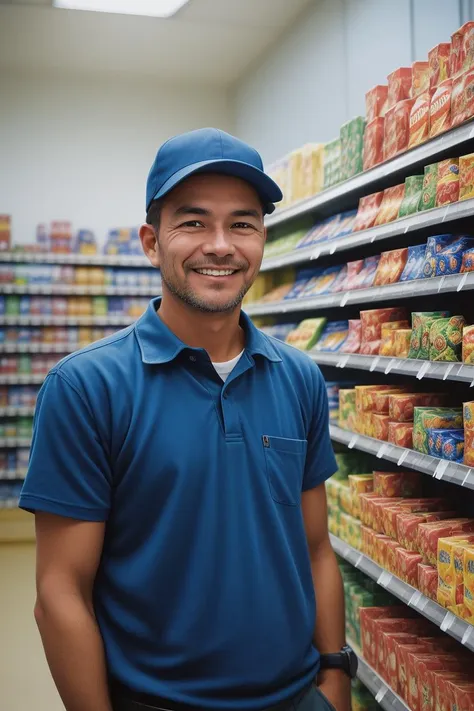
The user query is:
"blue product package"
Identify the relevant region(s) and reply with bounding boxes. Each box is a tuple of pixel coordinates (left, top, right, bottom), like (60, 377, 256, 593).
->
(284, 268, 316, 300)
(400, 244, 427, 281)
(434, 253, 463, 276)
(314, 321, 349, 352)
(440, 235, 474, 254)
(427, 428, 464, 463)
(298, 218, 332, 248)
(360, 255, 380, 288)
(0, 330, 4, 344)
(304, 266, 342, 296)
(0, 296, 5, 316)
(332, 210, 357, 238)
(332, 264, 348, 292)
(461, 247, 474, 272)
(19, 296, 31, 316)
(421, 234, 457, 278)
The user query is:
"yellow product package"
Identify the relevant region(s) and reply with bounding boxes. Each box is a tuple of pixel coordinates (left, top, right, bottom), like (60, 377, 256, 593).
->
(348, 474, 374, 518)
(437, 535, 474, 608)
(463, 546, 474, 615)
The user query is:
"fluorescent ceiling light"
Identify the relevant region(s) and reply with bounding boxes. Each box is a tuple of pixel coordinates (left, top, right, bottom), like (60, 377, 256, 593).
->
(53, 0, 190, 18)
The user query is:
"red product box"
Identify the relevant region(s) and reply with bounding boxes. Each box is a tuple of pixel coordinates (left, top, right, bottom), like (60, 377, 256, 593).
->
(388, 392, 446, 423)
(397, 510, 457, 551)
(340, 319, 361, 354)
(373, 618, 427, 676)
(451, 29, 464, 78)
(397, 644, 431, 701)
(371, 497, 404, 533)
(373, 470, 422, 498)
(363, 117, 385, 170)
(344, 260, 364, 290)
(408, 91, 432, 148)
(418, 563, 439, 601)
(430, 79, 453, 137)
(417, 519, 474, 565)
(416, 657, 468, 711)
(372, 413, 390, 441)
(359, 607, 414, 667)
(429, 43, 451, 89)
(388, 422, 414, 449)
(452, 68, 474, 127)
(373, 533, 391, 566)
(387, 67, 413, 107)
(384, 100, 415, 161)
(360, 307, 408, 343)
(385, 538, 401, 573)
(435, 673, 473, 711)
(406, 654, 455, 711)
(451, 681, 474, 711)
(436, 158, 460, 206)
(380, 632, 419, 684)
(353, 191, 384, 232)
(366, 84, 388, 122)
(459, 21, 474, 74)
(395, 547, 422, 586)
(412, 61, 430, 97)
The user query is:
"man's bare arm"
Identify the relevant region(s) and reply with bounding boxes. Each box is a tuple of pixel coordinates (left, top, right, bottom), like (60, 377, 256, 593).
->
(34, 512, 113, 711)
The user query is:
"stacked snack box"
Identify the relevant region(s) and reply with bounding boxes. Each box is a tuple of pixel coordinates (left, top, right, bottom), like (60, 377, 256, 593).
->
(464, 401, 474, 467)
(0, 215, 11, 252)
(323, 138, 342, 188)
(340, 117, 366, 181)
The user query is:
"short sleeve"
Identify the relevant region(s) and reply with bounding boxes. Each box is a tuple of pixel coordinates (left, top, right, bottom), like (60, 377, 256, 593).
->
(302, 363, 337, 491)
(19, 371, 112, 521)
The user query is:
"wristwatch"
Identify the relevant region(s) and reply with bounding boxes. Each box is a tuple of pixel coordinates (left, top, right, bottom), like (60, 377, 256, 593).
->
(319, 645, 358, 679)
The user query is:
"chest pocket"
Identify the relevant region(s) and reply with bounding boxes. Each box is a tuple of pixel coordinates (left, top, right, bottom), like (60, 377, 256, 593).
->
(262, 435, 307, 506)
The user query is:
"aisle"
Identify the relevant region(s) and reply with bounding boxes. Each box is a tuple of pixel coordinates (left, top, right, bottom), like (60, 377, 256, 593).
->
(0, 542, 63, 711)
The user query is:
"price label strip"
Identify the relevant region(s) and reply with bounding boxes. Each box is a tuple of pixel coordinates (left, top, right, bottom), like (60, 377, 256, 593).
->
(370, 356, 381, 372)
(340, 292, 350, 307)
(375, 687, 388, 705)
(397, 449, 409, 467)
(378, 571, 393, 589)
(462, 624, 474, 647)
(348, 435, 359, 450)
(337, 355, 350, 369)
(416, 361, 431, 380)
(408, 591, 423, 608)
(384, 358, 397, 374)
(377, 443, 390, 459)
(442, 363, 455, 381)
(440, 611, 456, 632)
(457, 273, 468, 292)
(433, 459, 449, 480)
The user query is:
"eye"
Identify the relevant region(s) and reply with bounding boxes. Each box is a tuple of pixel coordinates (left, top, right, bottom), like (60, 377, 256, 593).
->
(232, 222, 254, 230)
(181, 220, 204, 228)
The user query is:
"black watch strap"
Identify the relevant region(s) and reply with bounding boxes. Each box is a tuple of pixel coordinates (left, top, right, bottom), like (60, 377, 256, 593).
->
(319, 645, 358, 679)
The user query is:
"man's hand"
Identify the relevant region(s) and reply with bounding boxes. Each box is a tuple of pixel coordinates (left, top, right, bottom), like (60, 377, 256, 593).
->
(317, 669, 352, 711)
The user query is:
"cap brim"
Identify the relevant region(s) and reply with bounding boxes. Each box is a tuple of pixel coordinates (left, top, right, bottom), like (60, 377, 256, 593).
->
(150, 159, 283, 214)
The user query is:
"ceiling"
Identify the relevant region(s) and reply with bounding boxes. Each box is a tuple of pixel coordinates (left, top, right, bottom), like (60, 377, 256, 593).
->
(0, 0, 314, 85)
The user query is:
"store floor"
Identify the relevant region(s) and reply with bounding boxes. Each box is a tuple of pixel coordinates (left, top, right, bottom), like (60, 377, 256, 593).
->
(0, 542, 63, 711)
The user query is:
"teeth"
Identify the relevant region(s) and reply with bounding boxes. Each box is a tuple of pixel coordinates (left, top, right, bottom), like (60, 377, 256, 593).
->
(195, 269, 235, 276)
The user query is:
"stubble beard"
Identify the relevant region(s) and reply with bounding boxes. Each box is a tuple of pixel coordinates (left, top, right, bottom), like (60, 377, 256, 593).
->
(160, 271, 251, 313)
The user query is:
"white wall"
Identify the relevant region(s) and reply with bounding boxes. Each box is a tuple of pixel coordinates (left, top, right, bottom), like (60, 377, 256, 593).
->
(234, 0, 467, 165)
(0, 71, 233, 247)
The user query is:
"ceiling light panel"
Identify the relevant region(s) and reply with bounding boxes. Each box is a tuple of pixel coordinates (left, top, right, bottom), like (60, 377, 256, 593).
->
(53, 0, 190, 18)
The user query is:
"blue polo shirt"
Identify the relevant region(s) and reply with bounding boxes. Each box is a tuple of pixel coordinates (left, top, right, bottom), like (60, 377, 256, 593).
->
(19, 298, 337, 710)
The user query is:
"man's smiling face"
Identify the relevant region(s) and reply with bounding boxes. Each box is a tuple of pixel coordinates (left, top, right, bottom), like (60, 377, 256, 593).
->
(151, 173, 266, 313)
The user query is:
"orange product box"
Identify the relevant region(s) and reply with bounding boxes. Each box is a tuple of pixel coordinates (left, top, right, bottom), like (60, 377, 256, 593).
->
(451, 681, 474, 711)
(450, 28, 464, 78)
(384, 503, 441, 540)
(370, 497, 404, 533)
(374, 183, 406, 224)
(366, 84, 388, 122)
(412, 61, 430, 97)
(435, 673, 473, 711)
(459, 21, 474, 73)
(353, 191, 384, 232)
(374, 249, 408, 286)
(395, 547, 422, 586)
(355, 383, 395, 413)
(360, 307, 408, 343)
(380, 632, 419, 683)
(452, 68, 474, 127)
(359, 493, 382, 526)
(397, 511, 457, 551)
(363, 117, 384, 171)
(359, 607, 414, 667)
(408, 91, 432, 148)
(373, 470, 422, 498)
(384, 100, 415, 161)
(465, 429, 474, 467)
(385, 537, 401, 573)
(388, 421, 413, 448)
(360, 524, 373, 556)
(429, 79, 453, 137)
(416, 657, 469, 711)
(372, 413, 390, 441)
(372, 387, 408, 415)
(373, 617, 428, 676)
(387, 67, 413, 107)
(380, 324, 411, 358)
(388, 392, 446, 423)
(373, 533, 391, 566)
(438, 536, 474, 608)
(418, 519, 474, 565)
(396, 644, 431, 701)
(459, 152, 474, 201)
(418, 563, 438, 600)
(436, 158, 460, 206)
(429, 43, 451, 89)
(407, 653, 460, 711)
(359, 340, 381, 356)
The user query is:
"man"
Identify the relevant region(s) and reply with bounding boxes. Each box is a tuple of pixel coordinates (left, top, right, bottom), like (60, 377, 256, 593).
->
(19, 128, 356, 711)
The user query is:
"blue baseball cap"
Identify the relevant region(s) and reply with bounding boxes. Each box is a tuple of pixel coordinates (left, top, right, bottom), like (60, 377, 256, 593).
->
(146, 128, 283, 215)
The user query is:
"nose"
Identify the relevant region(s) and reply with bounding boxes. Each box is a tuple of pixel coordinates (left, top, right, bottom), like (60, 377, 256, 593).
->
(201, 227, 236, 258)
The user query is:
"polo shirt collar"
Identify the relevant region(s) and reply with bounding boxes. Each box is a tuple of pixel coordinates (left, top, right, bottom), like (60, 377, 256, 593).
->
(135, 298, 282, 365)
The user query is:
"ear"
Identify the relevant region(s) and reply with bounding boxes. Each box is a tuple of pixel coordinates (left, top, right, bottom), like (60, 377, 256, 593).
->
(139, 223, 160, 268)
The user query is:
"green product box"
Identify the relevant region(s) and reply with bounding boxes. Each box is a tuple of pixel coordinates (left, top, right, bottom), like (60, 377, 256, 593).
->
(429, 315, 465, 362)
(408, 311, 450, 359)
(418, 162, 439, 211)
(324, 137, 342, 188)
(17, 417, 33, 439)
(17, 355, 31, 374)
(398, 175, 424, 217)
(340, 117, 366, 181)
(92, 296, 108, 317)
(6, 295, 20, 316)
(413, 406, 463, 453)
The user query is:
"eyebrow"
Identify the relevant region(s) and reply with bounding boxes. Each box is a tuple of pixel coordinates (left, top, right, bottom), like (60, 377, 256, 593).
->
(173, 206, 263, 219)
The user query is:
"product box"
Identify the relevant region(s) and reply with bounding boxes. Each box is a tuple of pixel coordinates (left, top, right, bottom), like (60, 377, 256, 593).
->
(374, 184, 406, 225)
(419, 163, 440, 211)
(340, 319, 361, 354)
(413, 407, 463, 454)
(353, 192, 384, 231)
(437, 535, 474, 608)
(408, 310, 451, 360)
(399, 176, 424, 217)
(380, 631, 419, 684)
(429, 79, 453, 137)
(394, 329, 413, 358)
(340, 117, 366, 181)
(323, 138, 342, 188)
(372, 386, 408, 414)
(387, 67, 413, 107)
(372, 413, 390, 441)
(451, 27, 464, 77)
(388, 421, 413, 448)
(418, 563, 439, 600)
(388, 393, 446, 423)
(459, 152, 474, 201)
(399, 244, 427, 281)
(366, 84, 388, 122)
(429, 43, 451, 89)
(360, 307, 408, 344)
(408, 92, 431, 148)
(338, 389, 357, 431)
(427, 428, 464, 462)
(412, 61, 430, 97)
(374, 249, 408, 286)
(418, 519, 474, 565)
(436, 158, 460, 206)
(429, 315, 466, 361)
(373, 470, 422, 498)
(452, 68, 474, 127)
(461, 248, 474, 272)
(359, 606, 412, 667)
(462, 325, 474, 363)
(348, 474, 374, 517)
(465, 429, 474, 467)
(411, 656, 467, 711)
(285, 318, 326, 351)
(384, 100, 415, 161)
(464, 546, 474, 614)
(396, 547, 422, 586)
(363, 117, 384, 171)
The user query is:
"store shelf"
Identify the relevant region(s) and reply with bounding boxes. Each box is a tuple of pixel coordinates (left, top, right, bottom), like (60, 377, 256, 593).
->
(245, 272, 474, 317)
(0, 253, 150, 267)
(348, 642, 410, 711)
(0, 407, 35, 417)
(0, 437, 31, 448)
(0, 343, 73, 354)
(329, 424, 474, 490)
(311, 352, 474, 384)
(0, 315, 134, 327)
(0, 469, 27, 480)
(261, 198, 474, 272)
(265, 120, 474, 231)
(0, 284, 160, 296)
(332, 534, 474, 652)
(0, 374, 44, 385)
